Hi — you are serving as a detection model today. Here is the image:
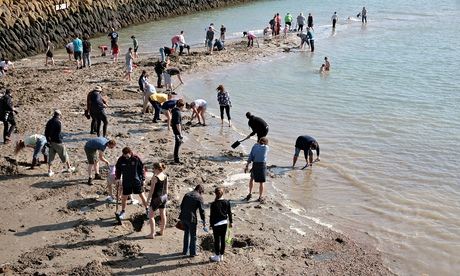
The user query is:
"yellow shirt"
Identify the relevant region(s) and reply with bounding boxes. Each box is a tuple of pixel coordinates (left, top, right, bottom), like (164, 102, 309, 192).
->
(149, 93, 168, 103)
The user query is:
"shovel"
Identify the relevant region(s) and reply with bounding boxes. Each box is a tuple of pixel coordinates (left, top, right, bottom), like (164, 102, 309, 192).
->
(114, 180, 122, 225)
(231, 136, 250, 149)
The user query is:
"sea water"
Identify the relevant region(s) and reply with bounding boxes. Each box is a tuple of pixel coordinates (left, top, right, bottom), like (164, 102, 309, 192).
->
(89, 0, 460, 274)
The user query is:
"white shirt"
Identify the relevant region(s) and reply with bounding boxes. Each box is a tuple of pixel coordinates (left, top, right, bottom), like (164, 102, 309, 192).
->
(194, 99, 207, 107)
(179, 34, 186, 46)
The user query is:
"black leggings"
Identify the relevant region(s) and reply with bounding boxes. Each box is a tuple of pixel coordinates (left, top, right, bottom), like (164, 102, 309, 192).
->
(213, 224, 227, 255)
(219, 105, 231, 120)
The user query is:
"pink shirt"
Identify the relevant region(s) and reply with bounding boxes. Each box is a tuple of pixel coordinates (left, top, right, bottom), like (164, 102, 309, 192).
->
(248, 33, 256, 39)
(171, 35, 181, 45)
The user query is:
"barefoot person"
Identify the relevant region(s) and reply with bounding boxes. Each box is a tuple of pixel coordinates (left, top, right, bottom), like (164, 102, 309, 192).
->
(146, 162, 168, 238)
(297, 13, 306, 32)
(186, 99, 207, 126)
(292, 135, 320, 168)
(72, 34, 83, 69)
(84, 137, 116, 185)
(45, 40, 55, 66)
(245, 112, 269, 141)
(131, 35, 139, 58)
(324, 57, 331, 71)
(44, 110, 75, 176)
(209, 187, 233, 262)
(331, 12, 338, 29)
(244, 137, 269, 202)
(14, 134, 48, 169)
(216, 85, 231, 127)
(179, 184, 206, 256)
(115, 147, 149, 220)
(123, 48, 134, 81)
(164, 67, 183, 91)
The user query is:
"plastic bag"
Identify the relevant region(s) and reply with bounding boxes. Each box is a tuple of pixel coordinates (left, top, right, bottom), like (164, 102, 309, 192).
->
(225, 227, 233, 245)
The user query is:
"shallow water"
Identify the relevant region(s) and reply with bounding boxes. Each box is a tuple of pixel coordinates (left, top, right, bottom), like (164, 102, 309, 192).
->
(77, 0, 460, 274)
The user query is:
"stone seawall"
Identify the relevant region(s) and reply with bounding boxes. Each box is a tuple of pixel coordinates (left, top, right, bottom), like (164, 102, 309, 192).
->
(0, 0, 253, 60)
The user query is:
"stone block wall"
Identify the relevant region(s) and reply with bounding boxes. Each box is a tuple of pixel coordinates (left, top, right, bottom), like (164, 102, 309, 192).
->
(0, 0, 253, 60)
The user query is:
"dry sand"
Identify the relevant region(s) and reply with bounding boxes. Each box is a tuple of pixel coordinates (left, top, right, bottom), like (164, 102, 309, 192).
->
(0, 35, 393, 275)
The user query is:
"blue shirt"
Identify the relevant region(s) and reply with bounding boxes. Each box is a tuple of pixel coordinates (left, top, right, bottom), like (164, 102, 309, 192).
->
(85, 137, 108, 151)
(73, 38, 83, 52)
(248, 143, 269, 163)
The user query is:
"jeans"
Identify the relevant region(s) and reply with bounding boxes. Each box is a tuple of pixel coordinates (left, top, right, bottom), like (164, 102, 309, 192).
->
(83, 52, 91, 67)
(219, 105, 231, 120)
(173, 134, 183, 162)
(94, 110, 108, 137)
(213, 224, 227, 255)
(2, 112, 15, 141)
(156, 72, 163, 87)
(33, 136, 47, 159)
(149, 99, 161, 121)
(159, 48, 165, 62)
(182, 220, 197, 255)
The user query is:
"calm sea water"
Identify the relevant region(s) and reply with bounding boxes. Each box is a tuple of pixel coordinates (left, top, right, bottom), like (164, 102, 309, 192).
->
(89, 0, 460, 274)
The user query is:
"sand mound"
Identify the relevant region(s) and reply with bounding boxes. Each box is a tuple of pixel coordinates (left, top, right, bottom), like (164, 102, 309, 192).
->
(0, 157, 19, 176)
(103, 241, 143, 258)
(68, 260, 111, 276)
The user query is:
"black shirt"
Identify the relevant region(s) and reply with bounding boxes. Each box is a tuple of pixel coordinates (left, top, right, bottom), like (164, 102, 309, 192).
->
(179, 191, 205, 224)
(166, 68, 180, 76)
(248, 115, 269, 137)
(171, 107, 182, 135)
(210, 199, 232, 227)
(115, 154, 145, 186)
(0, 94, 13, 115)
(45, 116, 63, 143)
(83, 40, 91, 53)
(308, 15, 313, 27)
(295, 135, 320, 156)
(89, 91, 105, 113)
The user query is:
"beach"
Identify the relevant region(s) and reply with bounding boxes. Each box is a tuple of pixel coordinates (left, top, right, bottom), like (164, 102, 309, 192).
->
(0, 36, 392, 275)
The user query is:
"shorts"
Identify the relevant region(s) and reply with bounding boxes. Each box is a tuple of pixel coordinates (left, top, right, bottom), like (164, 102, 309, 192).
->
(250, 162, 267, 183)
(126, 64, 133, 73)
(48, 142, 69, 164)
(122, 181, 143, 195)
(294, 147, 312, 159)
(66, 47, 73, 54)
(112, 47, 119, 55)
(84, 147, 98, 165)
(46, 51, 53, 58)
(207, 39, 213, 48)
(74, 51, 82, 61)
(150, 196, 167, 211)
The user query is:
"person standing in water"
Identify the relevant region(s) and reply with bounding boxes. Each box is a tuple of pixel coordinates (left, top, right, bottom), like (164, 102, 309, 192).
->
(245, 112, 269, 141)
(361, 7, 367, 23)
(292, 135, 320, 168)
(297, 13, 306, 32)
(324, 57, 330, 71)
(131, 35, 139, 58)
(216, 85, 231, 127)
(307, 13, 314, 30)
(307, 27, 315, 52)
(244, 137, 269, 202)
(331, 12, 338, 29)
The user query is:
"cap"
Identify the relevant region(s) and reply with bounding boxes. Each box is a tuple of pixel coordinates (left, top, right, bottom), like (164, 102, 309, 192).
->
(94, 86, 102, 92)
(54, 109, 62, 116)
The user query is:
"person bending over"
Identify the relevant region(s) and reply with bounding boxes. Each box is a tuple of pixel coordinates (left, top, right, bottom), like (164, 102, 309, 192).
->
(292, 135, 320, 168)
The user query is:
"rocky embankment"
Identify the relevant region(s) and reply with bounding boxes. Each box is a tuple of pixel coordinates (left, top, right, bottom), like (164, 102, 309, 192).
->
(0, 0, 253, 60)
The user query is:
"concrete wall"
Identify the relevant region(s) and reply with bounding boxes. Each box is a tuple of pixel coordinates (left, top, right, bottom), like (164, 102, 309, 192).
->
(0, 0, 253, 60)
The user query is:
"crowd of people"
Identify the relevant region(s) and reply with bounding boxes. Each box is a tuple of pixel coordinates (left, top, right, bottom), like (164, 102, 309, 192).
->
(0, 5, 370, 262)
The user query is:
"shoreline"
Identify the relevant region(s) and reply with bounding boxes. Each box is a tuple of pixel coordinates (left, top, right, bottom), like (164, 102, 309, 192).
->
(0, 36, 393, 275)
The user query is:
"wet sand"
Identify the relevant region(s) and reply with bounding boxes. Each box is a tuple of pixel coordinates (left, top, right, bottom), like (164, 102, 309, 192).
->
(0, 35, 392, 275)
